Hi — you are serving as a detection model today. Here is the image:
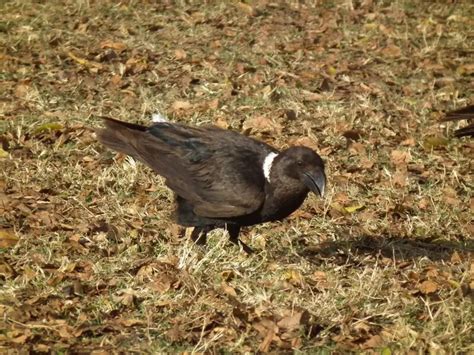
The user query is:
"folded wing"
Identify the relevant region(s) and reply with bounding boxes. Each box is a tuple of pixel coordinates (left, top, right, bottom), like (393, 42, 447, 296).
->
(96, 117, 273, 217)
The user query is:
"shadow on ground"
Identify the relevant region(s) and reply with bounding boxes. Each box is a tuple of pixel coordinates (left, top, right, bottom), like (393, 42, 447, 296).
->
(299, 235, 474, 264)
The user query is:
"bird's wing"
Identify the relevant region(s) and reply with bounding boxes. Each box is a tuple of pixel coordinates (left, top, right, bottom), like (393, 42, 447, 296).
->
(97, 118, 272, 217)
(442, 105, 474, 138)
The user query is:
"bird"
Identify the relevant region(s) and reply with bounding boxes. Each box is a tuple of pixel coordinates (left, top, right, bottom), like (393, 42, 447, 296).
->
(442, 105, 474, 138)
(96, 115, 326, 254)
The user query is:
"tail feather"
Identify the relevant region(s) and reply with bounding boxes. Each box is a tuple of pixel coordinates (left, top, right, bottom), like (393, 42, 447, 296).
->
(95, 116, 147, 157)
(442, 105, 474, 138)
(453, 125, 474, 138)
(442, 105, 474, 122)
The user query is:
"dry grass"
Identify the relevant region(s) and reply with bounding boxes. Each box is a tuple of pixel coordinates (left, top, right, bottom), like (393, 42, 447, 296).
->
(1, 0, 473, 353)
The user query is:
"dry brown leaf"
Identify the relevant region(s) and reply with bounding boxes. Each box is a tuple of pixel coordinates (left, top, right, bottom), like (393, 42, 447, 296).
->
(401, 137, 416, 146)
(109, 74, 122, 86)
(418, 280, 438, 294)
(457, 63, 474, 75)
(277, 310, 308, 332)
(15, 83, 31, 98)
(349, 142, 366, 155)
(381, 44, 401, 58)
(215, 116, 229, 129)
(450, 251, 462, 264)
(393, 169, 408, 187)
(166, 323, 185, 341)
(100, 40, 127, 52)
(391, 150, 411, 166)
(221, 282, 237, 298)
(301, 90, 324, 101)
(361, 334, 385, 349)
(57, 324, 75, 339)
(418, 197, 430, 210)
(242, 116, 282, 134)
(0, 229, 19, 248)
(113, 318, 145, 327)
(171, 100, 192, 111)
(207, 98, 219, 110)
(8, 330, 30, 344)
(253, 319, 278, 352)
(150, 276, 172, 293)
(174, 49, 187, 60)
(289, 137, 319, 151)
(236, 2, 254, 16)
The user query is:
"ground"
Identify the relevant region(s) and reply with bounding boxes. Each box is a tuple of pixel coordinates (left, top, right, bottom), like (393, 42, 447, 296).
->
(1, 1, 473, 353)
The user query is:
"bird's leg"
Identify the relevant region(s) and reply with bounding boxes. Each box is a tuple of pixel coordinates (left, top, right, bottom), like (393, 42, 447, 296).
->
(191, 226, 213, 246)
(227, 224, 253, 254)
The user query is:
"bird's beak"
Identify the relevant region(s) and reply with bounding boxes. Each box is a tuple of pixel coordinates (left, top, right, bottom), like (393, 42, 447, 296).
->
(302, 170, 326, 197)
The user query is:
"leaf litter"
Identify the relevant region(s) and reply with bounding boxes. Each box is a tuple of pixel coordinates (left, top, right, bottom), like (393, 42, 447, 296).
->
(0, 0, 473, 353)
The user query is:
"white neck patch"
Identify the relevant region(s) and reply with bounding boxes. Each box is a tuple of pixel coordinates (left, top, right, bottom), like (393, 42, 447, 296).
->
(151, 112, 168, 123)
(263, 152, 278, 182)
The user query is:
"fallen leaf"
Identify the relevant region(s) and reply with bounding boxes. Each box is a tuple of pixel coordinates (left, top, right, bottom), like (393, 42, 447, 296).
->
(381, 44, 401, 58)
(390, 150, 411, 166)
(0, 148, 8, 158)
(174, 49, 187, 60)
(253, 319, 278, 352)
(393, 169, 408, 187)
(344, 204, 365, 213)
(166, 323, 184, 342)
(282, 269, 304, 286)
(418, 280, 438, 294)
(215, 116, 229, 129)
(236, 2, 254, 16)
(68, 51, 103, 70)
(243, 116, 282, 134)
(277, 310, 308, 332)
(0, 229, 19, 248)
(8, 330, 30, 344)
(361, 334, 385, 349)
(401, 137, 416, 146)
(113, 318, 145, 327)
(221, 282, 237, 298)
(450, 251, 462, 263)
(423, 136, 448, 149)
(456, 63, 474, 75)
(57, 324, 75, 339)
(33, 123, 63, 135)
(100, 40, 127, 52)
(15, 83, 31, 98)
(171, 100, 192, 111)
(290, 137, 319, 151)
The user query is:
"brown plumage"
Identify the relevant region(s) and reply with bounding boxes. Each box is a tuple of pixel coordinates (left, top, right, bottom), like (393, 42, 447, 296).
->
(442, 105, 474, 138)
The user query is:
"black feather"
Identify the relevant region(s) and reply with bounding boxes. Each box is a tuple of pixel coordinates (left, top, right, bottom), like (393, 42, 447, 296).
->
(96, 117, 326, 253)
(442, 105, 474, 138)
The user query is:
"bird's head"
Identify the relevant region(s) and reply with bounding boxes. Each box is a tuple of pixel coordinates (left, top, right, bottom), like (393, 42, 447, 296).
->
(271, 146, 326, 197)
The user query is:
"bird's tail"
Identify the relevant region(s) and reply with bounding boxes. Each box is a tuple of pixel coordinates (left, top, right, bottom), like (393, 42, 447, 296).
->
(95, 116, 147, 157)
(442, 105, 474, 138)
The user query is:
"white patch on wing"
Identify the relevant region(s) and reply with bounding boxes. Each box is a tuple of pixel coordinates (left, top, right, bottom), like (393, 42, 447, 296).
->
(151, 112, 168, 123)
(263, 152, 278, 182)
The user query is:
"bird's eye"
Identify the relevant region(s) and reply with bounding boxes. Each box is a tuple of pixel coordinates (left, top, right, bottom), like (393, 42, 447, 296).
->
(297, 160, 303, 166)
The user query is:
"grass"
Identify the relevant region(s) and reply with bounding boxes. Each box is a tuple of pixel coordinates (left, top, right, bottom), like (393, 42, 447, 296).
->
(1, 0, 473, 353)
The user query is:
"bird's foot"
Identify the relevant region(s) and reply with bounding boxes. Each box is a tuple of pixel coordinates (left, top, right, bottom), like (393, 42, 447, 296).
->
(191, 227, 208, 246)
(239, 240, 254, 255)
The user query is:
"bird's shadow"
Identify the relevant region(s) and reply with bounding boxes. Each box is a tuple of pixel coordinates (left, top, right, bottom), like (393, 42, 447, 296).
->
(297, 235, 473, 265)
